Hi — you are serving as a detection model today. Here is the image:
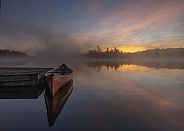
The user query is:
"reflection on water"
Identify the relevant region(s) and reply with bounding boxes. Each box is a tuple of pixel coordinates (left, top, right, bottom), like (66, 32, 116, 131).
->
(0, 83, 44, 99)
(0, 70, 74, 128)
(74, 62, 184, 130)
(44, 79, 73, 127)
(0, 59, 184, 130)
(84, 59, 184, 71)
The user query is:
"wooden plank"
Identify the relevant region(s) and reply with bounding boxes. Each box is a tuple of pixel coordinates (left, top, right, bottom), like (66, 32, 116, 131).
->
(0, 74, 38, 82)
(0, 80, 38, 86)
(0, 81, 46, 92)
(0, 68, 53, 76)
(0, 68, 53, 82)
(0, 72, 46, 82)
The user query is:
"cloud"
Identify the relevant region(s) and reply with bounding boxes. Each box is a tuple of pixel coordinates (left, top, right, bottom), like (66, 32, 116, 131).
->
(1, 0, 184, 53)
(79, 0, 184, 50)
(0, 17, 82, 58)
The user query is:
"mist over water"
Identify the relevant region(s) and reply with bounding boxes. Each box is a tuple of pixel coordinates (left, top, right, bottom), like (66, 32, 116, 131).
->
(0, 57, 29, 67)
(1, 56, 184, 70)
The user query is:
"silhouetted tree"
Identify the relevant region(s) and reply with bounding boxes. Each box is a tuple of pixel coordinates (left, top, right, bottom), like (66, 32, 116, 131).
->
(0, 49, 29, 57)
(83, 47, 184, 59)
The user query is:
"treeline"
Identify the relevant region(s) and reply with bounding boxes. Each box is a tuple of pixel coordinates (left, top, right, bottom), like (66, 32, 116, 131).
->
(83, 46, 184, 59)
(84, 46, 123, 58)
(131, 48, 184, 58)
(0, 49, 29, 57)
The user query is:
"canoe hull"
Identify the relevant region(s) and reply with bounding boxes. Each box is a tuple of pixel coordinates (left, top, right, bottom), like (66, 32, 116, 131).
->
(44, 64, 73, 95)
(46, 74, 73, 95)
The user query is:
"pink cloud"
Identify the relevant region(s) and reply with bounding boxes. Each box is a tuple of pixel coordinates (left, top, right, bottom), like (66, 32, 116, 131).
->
(79, 0, 184, 49)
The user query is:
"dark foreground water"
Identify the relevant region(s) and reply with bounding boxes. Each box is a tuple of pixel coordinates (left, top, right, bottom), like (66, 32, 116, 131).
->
(0, 58, 184, 131)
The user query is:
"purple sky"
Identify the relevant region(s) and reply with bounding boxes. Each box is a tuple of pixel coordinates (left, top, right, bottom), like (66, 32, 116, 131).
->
(0, 0, 184, 57)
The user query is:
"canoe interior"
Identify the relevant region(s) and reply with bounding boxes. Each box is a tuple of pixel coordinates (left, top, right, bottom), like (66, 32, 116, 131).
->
(46, 64, 73, 76)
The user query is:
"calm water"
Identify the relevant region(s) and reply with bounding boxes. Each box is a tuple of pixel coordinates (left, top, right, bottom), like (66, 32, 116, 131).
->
(0, 58, 184, 131)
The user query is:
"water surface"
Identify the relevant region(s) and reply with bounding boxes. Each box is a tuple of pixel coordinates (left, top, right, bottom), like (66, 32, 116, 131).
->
(0, 59, 184, 130)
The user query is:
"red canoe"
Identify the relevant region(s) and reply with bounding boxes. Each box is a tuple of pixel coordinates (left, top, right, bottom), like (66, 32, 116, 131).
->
(44, 64, 73, 95)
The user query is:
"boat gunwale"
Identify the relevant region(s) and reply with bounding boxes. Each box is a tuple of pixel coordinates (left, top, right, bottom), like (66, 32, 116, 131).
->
(45, 65, 73, 77)
(45, 72, 73, 77)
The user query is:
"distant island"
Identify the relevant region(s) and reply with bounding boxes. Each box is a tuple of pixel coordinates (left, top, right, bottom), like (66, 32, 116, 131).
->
(83, 46, 184, 59)
(0, 49, 29, 57)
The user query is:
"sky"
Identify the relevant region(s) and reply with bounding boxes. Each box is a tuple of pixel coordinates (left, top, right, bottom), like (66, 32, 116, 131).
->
(0, 0, 184, 57)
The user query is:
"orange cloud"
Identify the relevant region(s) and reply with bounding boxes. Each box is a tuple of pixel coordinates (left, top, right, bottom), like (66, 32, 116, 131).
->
(78, 0, 184, 50)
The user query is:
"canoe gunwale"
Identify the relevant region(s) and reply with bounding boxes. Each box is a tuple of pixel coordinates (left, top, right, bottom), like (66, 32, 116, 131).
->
(44, 64, 73, 96)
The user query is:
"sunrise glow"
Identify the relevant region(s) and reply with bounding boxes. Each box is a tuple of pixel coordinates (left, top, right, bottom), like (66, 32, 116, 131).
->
(0, 0, 184, 57)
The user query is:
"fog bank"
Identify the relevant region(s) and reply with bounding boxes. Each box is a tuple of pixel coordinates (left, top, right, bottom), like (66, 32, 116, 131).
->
(0, 18, 83, 59)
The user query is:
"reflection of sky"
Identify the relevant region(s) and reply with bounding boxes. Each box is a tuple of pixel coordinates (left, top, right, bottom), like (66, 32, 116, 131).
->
(73, 64, 184, 130)
(0, 63, 183, 130)
(0, 96, 48, 130)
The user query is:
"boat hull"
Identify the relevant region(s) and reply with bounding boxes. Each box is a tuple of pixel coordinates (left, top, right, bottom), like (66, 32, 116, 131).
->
(46, 73, 73, 95)
(44, 64, 73, 95)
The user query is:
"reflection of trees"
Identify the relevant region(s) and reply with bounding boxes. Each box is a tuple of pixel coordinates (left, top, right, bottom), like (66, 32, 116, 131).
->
(85, 59, 184, 71)
(85, 60, 123, 71)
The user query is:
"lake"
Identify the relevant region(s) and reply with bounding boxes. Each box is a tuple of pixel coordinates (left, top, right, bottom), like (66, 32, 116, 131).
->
(0, 58, 184, 131)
